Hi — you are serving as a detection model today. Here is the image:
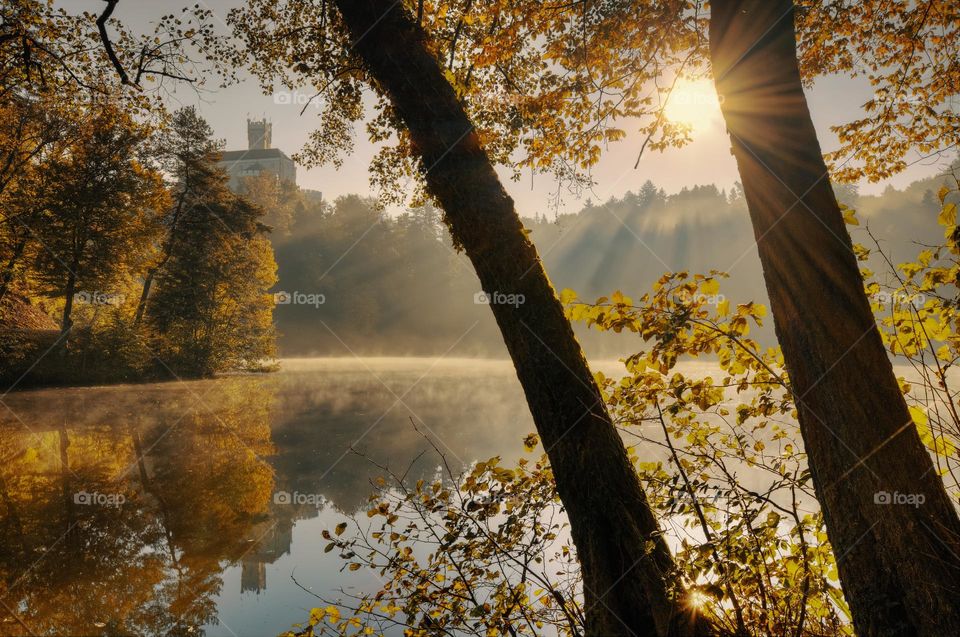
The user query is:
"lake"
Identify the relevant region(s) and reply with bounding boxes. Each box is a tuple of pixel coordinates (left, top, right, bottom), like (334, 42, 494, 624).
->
(1, 357, 627, 637)
(5, 356, 924, 636)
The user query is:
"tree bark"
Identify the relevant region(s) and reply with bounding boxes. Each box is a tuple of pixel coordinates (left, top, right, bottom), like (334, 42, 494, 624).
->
(136, 186, 189, 326)
(0, 236, 26, 304)
(133, 267, 157, 326)
(61, 268, 77, 339)
(709, 2, 960, 635)
(331, 2, 714, 635)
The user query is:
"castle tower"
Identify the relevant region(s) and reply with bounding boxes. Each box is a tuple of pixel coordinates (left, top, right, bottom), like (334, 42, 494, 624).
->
(247, 118, 272, 150)
(218, 118, 296, 193)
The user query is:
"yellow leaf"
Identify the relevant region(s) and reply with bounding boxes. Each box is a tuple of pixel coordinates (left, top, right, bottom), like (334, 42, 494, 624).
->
(523, 433, 539, 451)
(559, 288, 577, 305)
(909, 405, 928, 427)
(841, 205, 859, 226)
(700, 278, 720, 295)
(611, 290, 632, 305)
(717, 299, 730, 317)
(310, 608, 327, 625)
(938, 202, 957, 227)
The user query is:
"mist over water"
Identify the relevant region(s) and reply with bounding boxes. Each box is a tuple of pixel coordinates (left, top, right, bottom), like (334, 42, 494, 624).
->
(0, 358, 545, 636)
(0, 356, 941, 635)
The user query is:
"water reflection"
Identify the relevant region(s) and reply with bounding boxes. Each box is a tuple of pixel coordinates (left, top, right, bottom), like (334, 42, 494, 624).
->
(0, 358, 537, 636)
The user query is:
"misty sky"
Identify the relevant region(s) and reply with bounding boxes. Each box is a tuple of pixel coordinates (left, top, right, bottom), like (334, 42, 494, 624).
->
(109, 0, 952, 215)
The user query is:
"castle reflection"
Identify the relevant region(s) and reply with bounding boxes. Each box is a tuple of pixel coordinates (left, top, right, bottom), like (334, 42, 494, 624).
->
(0, 358, 533, 636)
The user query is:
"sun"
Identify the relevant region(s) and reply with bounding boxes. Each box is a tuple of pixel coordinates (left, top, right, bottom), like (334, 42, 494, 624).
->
(687, 590, 710, 610)
(663, 79, 724, 131)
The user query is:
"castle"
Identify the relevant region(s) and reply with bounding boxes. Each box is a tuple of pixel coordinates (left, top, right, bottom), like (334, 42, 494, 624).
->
(217, 118, 297, 191)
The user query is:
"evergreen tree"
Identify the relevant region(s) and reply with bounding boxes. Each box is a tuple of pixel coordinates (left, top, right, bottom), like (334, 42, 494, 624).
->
(134, 106, 222, 325)
(147, 141, 277, 376)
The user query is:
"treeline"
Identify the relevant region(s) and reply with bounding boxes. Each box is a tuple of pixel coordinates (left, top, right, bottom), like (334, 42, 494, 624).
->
(273, 196, 495, 354)
(0, 102, 277, 385)
(272, 172, 954, 357)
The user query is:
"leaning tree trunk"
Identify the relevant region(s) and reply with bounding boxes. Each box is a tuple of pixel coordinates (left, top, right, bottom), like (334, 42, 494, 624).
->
(331, 2, 714, 635)
(709, 2, 960, 635)
(136, 188, 189, 326)
(133, 267, 157, 326)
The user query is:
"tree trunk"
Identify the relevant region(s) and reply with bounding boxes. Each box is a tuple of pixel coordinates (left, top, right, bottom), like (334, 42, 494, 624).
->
(134, 267, 157, 326)
(0, 236, 26, 305)
(709, 2, 960, 635)
(61, 269, 77, 340)
(331, 2, 714, 635)
(58, 426, 75, 543)
(136, 187, 189, 327)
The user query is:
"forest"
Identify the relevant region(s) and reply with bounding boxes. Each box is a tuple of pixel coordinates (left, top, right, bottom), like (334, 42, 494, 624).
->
(0, 102, 277, 384)
(272, 175, 955, 356)
(1, 1, 959, 637)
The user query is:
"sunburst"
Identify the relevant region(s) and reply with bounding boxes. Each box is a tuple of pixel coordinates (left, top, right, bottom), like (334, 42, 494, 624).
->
(663, 79, 724, 131)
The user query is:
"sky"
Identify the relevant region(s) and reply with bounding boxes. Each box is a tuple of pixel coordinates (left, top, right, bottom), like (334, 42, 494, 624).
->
(106, 0, 951, 216)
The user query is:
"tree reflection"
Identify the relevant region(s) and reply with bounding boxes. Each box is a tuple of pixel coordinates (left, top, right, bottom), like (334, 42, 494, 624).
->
(0, 363, 532, 635)
(0, 378, 276, 636)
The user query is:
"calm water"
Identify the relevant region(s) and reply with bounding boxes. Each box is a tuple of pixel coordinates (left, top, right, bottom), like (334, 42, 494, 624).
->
(5, 356, 918, 636)
(0, 357, 604, 637)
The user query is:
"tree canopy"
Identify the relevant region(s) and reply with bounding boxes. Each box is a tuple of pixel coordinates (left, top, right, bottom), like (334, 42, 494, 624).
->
(229, 0, 958, 204)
